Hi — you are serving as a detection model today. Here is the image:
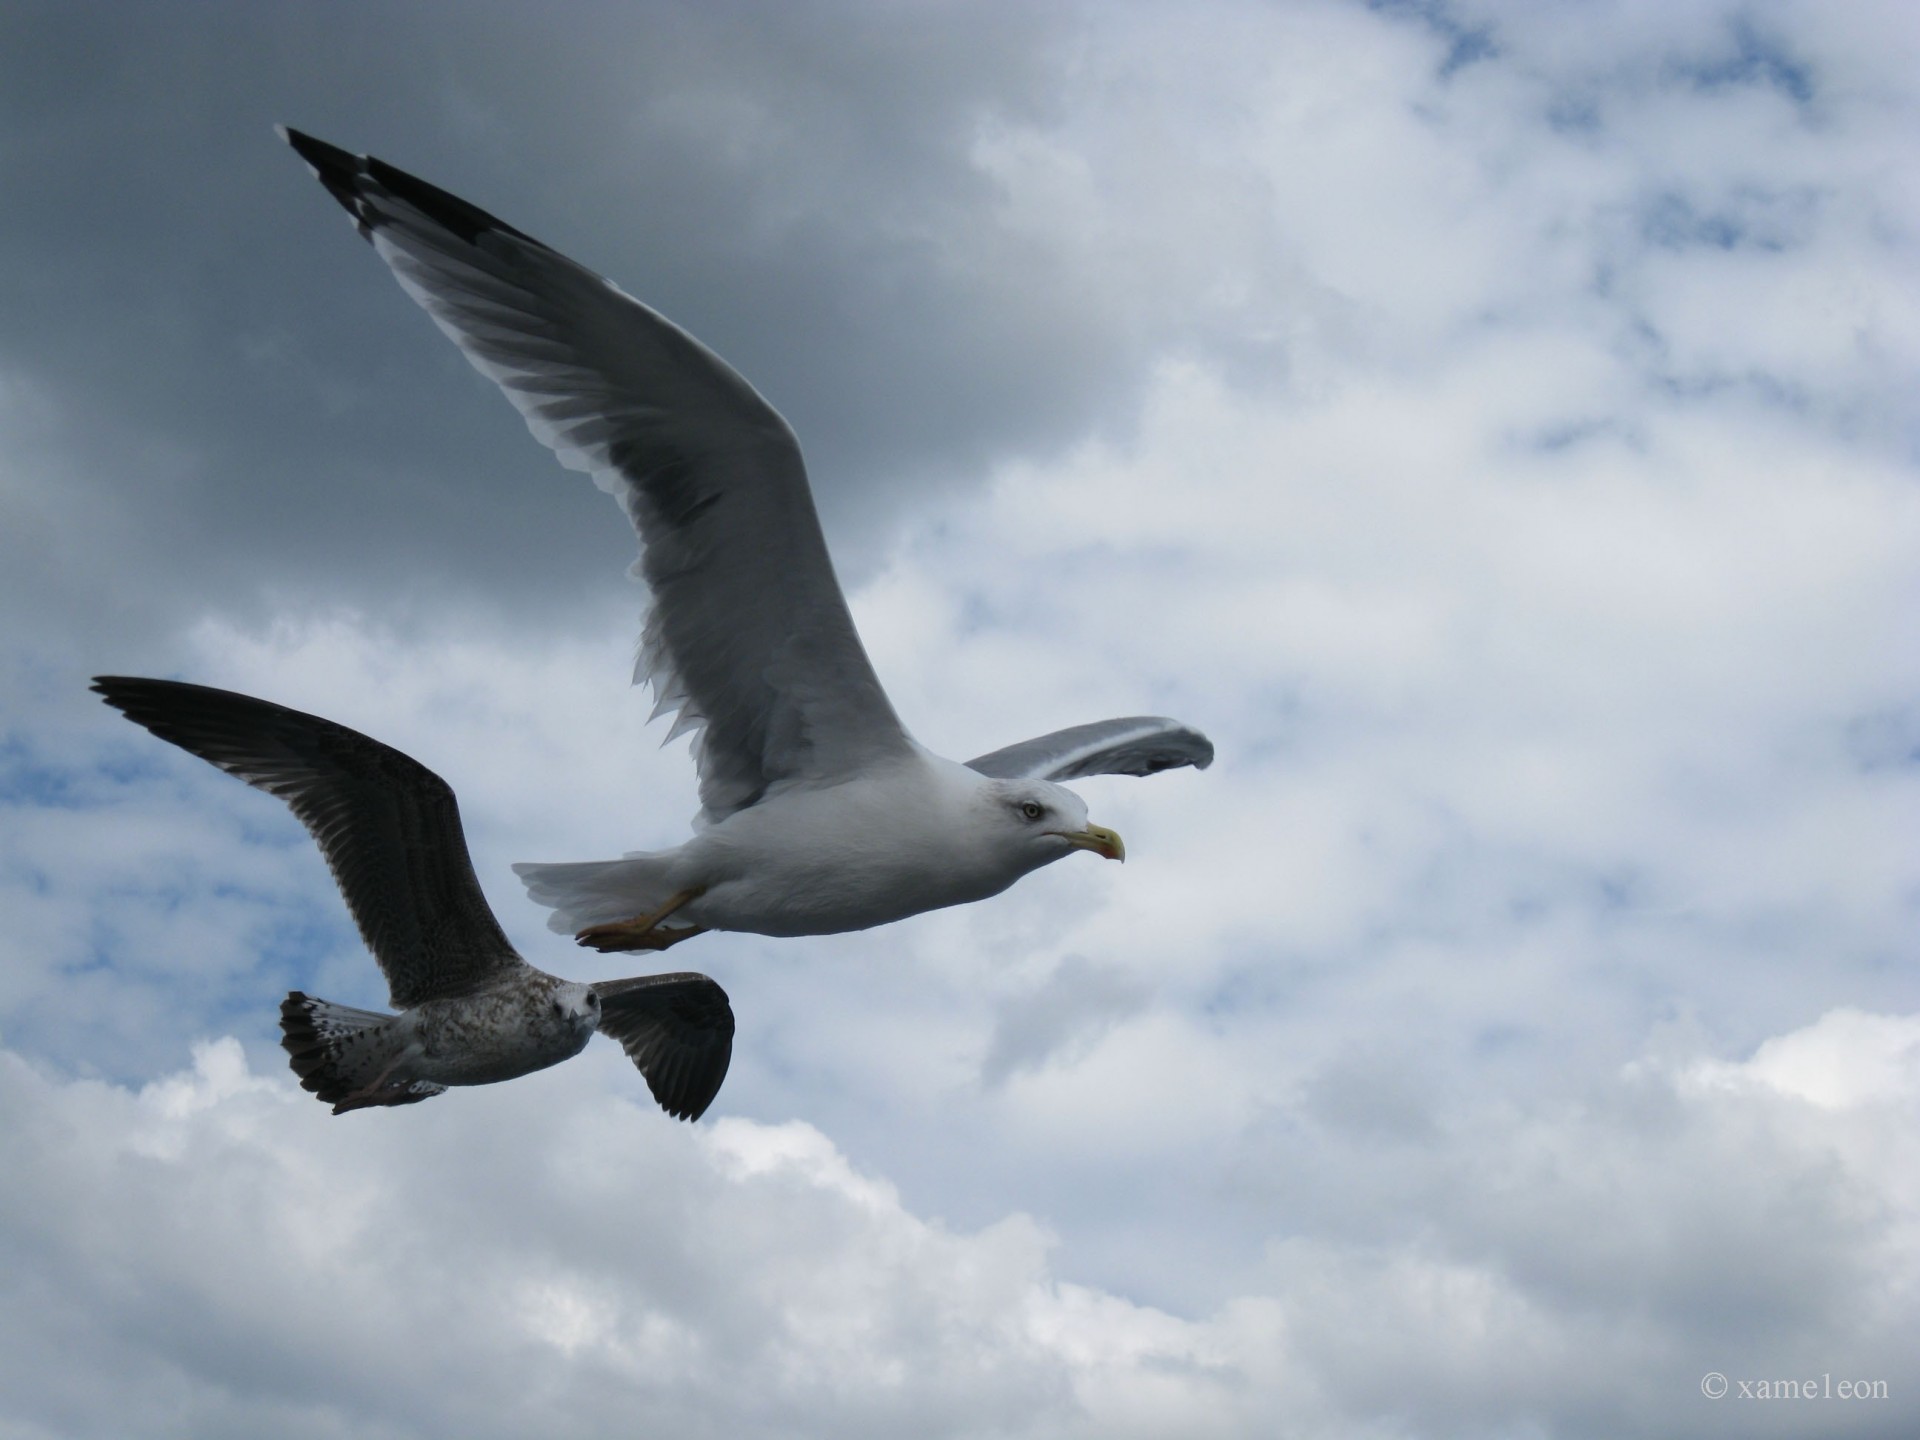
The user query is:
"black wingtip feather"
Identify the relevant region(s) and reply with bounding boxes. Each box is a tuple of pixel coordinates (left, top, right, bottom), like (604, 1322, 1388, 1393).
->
(92, 675, 209, 735)
(278, 125, 348, 173)
(92, 676, 296, 763)
(364, 154, 545, 250)
(278, 125, 548, 253)
(278, 126, 380, 241)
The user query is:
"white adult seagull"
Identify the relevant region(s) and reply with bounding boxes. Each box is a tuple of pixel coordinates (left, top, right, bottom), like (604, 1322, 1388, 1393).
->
(282, 128, 1213, 955)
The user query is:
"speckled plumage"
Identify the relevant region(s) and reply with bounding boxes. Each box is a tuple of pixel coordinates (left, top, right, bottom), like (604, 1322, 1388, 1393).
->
(95, 677, 733, 1121)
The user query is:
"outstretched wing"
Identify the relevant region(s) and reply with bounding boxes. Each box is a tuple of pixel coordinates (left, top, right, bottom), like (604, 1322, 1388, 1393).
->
(965, 716, 1215, 782)
(93, 677, 525, 1008)
(592, 972, 735, 1122)
(281, 127, 915, 824)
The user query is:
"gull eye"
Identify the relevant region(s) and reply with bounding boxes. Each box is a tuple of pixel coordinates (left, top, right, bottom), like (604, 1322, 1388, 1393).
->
(1020, 800, 1044, 821)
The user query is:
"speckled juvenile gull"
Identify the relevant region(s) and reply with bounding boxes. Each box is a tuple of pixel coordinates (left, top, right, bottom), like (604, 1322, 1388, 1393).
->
(282, 128, 1213, 955)
(94, 677, 733, 1121)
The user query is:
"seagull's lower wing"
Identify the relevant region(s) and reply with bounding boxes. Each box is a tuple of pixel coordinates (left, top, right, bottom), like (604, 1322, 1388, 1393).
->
(280, 128, 915, 821)
(93, 677, 525, 1007)
(965, 716, 1215, 782)
(592, 972, 735, 1121)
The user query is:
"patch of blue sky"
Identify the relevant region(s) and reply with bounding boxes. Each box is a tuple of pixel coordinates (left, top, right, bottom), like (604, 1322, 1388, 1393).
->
(83, 878, 331, 964)
(1591, 866, 1658, 916)
(0, 734, 168, 810)
(1366, 0, 1499, 79)
(1469, 1020, 1534, 1056)
(1637, 188, 1822, 254)
(252, 906, 370, 996)
(1672, 15, 1815, 105)
(1845, 709, 1920, 773)
(1546, 91, 1604, 136)
(1199, 962, 1300, 1021)
(46, 882, 367, 1078)
(954, 590, 1002, 639)
(225, 813, 312, 852)
(1520, 417, 1634, 455)
(1229, 686, 1308, 764)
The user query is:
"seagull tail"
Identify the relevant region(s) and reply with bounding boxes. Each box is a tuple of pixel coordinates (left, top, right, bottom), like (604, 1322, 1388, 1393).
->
(279, 992, 446, 1114)
(511, 856, 684, 935)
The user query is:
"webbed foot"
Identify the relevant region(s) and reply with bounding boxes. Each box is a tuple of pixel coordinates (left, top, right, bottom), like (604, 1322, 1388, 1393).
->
(572, 887, 707, 953)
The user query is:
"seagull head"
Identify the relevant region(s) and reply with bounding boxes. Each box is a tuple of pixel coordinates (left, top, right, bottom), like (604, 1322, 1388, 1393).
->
(987, 778, 1125, 867)
(550, 982, 602, 1035)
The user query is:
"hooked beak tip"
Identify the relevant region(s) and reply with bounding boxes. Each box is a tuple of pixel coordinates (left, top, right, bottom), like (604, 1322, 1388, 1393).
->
(1081, 824, 1126, 863)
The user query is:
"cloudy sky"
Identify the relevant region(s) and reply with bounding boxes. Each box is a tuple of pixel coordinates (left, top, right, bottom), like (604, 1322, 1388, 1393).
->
(4, 1, 1918, 1435)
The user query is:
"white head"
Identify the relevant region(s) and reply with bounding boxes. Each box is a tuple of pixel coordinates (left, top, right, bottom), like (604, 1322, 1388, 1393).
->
(550, 981, 602, 1036)
(977, 776, 1125, 874)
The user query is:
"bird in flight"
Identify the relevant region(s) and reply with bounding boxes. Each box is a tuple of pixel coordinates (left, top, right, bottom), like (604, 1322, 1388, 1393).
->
(94, 677, 733, 1121)
(282, 128, 1212, 957)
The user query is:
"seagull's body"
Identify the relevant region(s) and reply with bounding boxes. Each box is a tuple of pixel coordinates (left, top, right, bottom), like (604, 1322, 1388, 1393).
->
(283, 129, 1213, 953)
(524, 747, 1106, 943)
(94, 677, 734, 1121)
(281, 968, 600, 1098)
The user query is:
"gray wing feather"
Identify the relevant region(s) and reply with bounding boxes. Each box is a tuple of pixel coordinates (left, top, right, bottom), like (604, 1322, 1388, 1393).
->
(965, 716, 1215, 782)
(592, 972, 735, 1121)
(93, 676, 524, 1008)
(281, 128, 914, 822)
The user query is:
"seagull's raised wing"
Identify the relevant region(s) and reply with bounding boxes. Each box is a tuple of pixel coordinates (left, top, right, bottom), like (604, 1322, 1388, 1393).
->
(93, 677, 524, 1008)
(965, 716, 1214, 783)
(281, 128, 914, 822)
(591, 972, 735, 1121)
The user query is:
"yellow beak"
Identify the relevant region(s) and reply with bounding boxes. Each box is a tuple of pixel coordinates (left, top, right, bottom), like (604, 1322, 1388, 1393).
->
(1057, 823, 1126, 863)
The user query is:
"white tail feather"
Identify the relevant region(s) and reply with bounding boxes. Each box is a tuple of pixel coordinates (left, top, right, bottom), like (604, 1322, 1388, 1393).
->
(512, 856, 684, 934)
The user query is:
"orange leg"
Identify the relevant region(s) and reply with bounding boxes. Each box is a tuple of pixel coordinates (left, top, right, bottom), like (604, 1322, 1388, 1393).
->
(574, 887, 708, 954)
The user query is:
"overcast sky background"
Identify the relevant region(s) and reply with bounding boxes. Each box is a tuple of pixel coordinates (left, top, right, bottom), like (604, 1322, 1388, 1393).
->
(3, 2, 1918, 1436)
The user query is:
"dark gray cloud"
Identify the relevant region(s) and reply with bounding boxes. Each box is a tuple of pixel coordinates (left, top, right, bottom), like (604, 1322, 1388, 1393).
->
(1, 0, 1163, 663)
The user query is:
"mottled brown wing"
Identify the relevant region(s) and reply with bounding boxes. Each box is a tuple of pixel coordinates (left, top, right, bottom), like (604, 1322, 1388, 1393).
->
(592, 972, 735, 1121)
(93, 676, 524, 1007)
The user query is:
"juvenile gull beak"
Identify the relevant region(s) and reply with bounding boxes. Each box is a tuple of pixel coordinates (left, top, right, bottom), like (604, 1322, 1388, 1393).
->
(1057, 824, 1126, 862)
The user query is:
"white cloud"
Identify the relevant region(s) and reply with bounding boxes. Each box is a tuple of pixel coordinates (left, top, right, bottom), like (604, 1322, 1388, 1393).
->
(3, 1008, 1915, 1438)
(1703, 1006, 1920, 1109)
